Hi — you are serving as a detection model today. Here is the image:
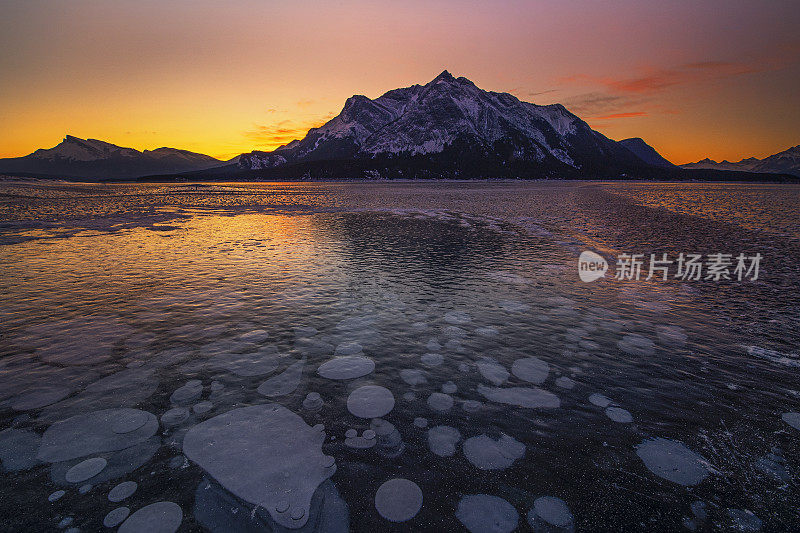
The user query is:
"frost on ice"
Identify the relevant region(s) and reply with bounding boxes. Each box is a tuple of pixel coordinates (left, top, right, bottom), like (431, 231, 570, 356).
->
(183, 404, 336, 529)
(456, 494, 518, 533)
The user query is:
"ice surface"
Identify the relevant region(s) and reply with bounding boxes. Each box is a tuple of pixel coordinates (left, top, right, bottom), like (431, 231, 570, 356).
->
(257, 358, 306, 397)
(109, 480, 138, 502)
(374, 478, 423, 522)
(656, 326, 688, 348)
(183, 404, 335, 529)
(209, 346, 287, 377)
(318, 356, 375, 380)
(477, 357, 509, 385)
(347, 386, 395, 418)
(476, 326, 499, 337)
(463, 434, 525, 470)
(427, 426, 461, 457)
(24, 316, 133, 366)
(0, 428, 40, 472)
(528, 496, 575, 531)
(65, 457, 107, 483)
(118, 501, 183, 533)
(478, 384, 560, 408)
(37, 408, 158, 463)
(456, 494, 518, 533)
(636, 438, 709, 486)
(499, 300, 530, 313)
(511, 357, 549, 384)
(726, 509, 762, 531)
(427, 392, 454, 412)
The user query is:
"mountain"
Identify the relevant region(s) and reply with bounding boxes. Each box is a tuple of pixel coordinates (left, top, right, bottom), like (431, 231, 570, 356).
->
(237, 70, 653, 179)
(0, 135, 222, 179)
(617, 138, 675, 168)
(681, 146, 800, 177)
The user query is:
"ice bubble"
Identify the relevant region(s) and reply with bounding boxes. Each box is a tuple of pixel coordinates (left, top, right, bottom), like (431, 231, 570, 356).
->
(427, 426, 461, 457)
(257, 358, 305, 397)
(210, 381, 224, 393)
(170, 381, 203, 405)
(183, 404, 335, 529)
(442, 381, 457, 394)
(118, 501, 183, 533)
(691, 501, 707, 521)
(456, 494, 518, 533)
(161, 407, 190, 428)
(403, 392, 416, 401)
(426, 339, 442, 351)
(445, 339, 465, 352)
(374, 478, 423, 522)
(24, 316, 133, 366)
(318, 356, 375, 380)
(605, 407, 633, 423)
(79, 483, 92, 494)
(555, 377, 575, 390)
(588, 393, 612, 407)
(295, 337, 334, 358)
(363, 430, 376, 440)
(458, 363, 471, 373)
(192, 402, 214, 416)
(413, 418, 428, 428)
(477, 358, 509, 385)
(0, 428, 41, 472)
(11, 386, 72, 411)
(345, 429, 357, 439)
(400, 369, 428, 386)
(727, 509, 762, 532)
(656, 326, 688, 348)
(347, 386, 395, 419)
(478, 384, 560, 409)
(412, 322, 428, 331)
(294, 326, 318, 338)
(781, 412, 800, 431)
(476, 326, 499, 337)
(421, 353, 444, 368)
(335, 342, 363, 356)
(463, 400, 482, 413)
(113, 411, 151, 434)
(511, 357, 550, 385)
(444, 311, 472, 325)
(370, 419, 405, 458)
(303, 392, 324, 412)
(463, 434, 525, 470)
(617, 334, 655, 357)
(345, 433, 376, 449)
(104, 507, 131, 528)
(65, 457, 107, 483)
(238, 329, 270, 344)
(443, 326, 467, 338)
(109, 481, 138, 502)
(427, 393, 454, 413)
(48, 490, 65, 502)
(636, 438, 709, 486)
(499, 300, 530, 313)
(209, 346, 287, 377)
(528, 496, 575, 531)
(58, 517, 73, 528)
(37, 408, 158, 463)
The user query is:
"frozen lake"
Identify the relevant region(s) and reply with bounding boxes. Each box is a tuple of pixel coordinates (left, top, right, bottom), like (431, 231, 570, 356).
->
(0, 180, 798, 531)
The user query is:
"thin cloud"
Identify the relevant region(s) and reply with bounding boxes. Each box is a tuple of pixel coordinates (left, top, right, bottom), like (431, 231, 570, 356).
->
(593, 111, 647, 119)
(244, 113, 334, 150)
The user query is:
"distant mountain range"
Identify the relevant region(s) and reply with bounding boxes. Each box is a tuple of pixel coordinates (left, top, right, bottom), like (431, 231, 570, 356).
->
(0, 135, 225, 179)
(680, 145, 800, 177)
(0, 72, 796, 181)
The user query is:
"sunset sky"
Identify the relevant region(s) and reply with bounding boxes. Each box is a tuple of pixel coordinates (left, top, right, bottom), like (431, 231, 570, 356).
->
(1, 0, 798, 164)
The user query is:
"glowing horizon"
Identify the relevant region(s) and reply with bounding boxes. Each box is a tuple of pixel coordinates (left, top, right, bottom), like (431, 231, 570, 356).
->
(1, 1, 798, 164)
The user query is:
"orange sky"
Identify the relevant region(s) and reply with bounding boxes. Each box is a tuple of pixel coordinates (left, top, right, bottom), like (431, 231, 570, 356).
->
(1, 0, 798, 164)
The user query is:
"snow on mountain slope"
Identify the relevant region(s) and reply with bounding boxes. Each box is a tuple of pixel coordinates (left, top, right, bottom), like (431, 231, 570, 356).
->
(681, 146, 800, 176)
